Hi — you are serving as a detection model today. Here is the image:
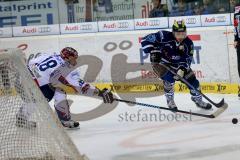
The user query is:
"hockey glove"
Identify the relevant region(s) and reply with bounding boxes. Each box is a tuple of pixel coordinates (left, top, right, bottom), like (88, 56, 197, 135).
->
(173, 64, 189, 81)
(98, 88, 114, 103)
(174, 69, 185, 81)
(150, 49, 161, 63)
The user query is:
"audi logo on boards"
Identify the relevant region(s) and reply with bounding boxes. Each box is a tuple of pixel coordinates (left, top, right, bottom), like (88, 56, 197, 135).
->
(117, 22, 129, 28)
(0, 29, 3, 36)
(186, 18, 197, 24)
(38, 27, 51, 33)
(216, 16, 226, 23)
(80, 24, 93, 30)
(149, 20, 160, 26)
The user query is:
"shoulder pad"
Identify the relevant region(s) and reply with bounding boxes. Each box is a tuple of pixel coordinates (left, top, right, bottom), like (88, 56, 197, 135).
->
(146, 34, 157, 43)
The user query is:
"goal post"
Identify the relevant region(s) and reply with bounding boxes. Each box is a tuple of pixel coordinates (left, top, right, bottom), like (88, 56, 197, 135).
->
(0, 49, 87, 160)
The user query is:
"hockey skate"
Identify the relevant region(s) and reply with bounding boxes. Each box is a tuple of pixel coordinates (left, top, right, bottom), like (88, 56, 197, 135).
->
(167, 99, 178, 112)
(191, 97, 212, 110)
(61, 120, 80, 129)
(16, 113, 37, 129)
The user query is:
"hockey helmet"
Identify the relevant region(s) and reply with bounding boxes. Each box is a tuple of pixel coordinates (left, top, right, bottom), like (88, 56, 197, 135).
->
(172, 20, 186, 32)
(172, 20, 187, 42)
(60, 47, 78, 60)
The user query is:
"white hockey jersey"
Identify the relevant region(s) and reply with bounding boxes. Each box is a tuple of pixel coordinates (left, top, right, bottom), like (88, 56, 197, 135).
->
(28, 53, 96, 96)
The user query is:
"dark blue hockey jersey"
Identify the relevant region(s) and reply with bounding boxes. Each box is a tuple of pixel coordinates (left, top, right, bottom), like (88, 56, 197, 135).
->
(141, 30, 194, 70)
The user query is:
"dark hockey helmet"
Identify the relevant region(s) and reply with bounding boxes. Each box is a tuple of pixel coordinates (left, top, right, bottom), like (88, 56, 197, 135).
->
(60, 47, 78, 60)
(172, 20, 187, 42)
(172, 20, 186, 32)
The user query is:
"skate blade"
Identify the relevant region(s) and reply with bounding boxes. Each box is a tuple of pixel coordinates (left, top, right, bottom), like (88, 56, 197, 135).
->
(195, 104, 213, 111)
(64, 126, 80, 130)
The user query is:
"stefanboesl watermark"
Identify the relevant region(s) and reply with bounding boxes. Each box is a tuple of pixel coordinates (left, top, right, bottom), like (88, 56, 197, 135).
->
(118, 109, 192, 123)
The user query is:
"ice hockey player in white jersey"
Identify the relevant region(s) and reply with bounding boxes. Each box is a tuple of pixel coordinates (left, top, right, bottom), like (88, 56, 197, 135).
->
(16, 47, 114, 129)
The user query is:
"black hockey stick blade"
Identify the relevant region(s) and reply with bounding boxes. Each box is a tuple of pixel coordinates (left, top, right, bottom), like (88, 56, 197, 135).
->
(213, 98, 225, 108)
(200, 92, 225, 108)
(114, 98, 228, 119)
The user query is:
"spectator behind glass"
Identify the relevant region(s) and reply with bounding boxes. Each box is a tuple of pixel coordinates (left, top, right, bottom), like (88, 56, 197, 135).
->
(202, 0, 217, 14)
(217, 0, 230, 13)
(170, 1, 193, 17)
(149, 0, 168, 18)
(93, 0, 113, 13)
(230, 0, 238, 12)
(192, 1, 202, 15)
(214, 0, 240, 13)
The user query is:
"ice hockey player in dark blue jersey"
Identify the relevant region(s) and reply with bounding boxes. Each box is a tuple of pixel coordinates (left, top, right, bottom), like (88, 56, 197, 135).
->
(141, 20, 212, 111)
(233, 4, 240, 98)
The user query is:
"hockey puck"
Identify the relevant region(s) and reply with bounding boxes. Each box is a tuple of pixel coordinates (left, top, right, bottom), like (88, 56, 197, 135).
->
(232, 118, 238, 124)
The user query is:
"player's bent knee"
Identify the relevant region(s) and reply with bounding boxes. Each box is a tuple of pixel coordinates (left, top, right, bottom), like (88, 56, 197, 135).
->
(151, 63, 168, 78)
(184, 70, 199, 88)
(54, 89, 70, 121)
(54, 88, 67, 104)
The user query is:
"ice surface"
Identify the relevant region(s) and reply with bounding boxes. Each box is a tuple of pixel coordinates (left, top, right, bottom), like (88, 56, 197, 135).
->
(50, 93, 240, 160)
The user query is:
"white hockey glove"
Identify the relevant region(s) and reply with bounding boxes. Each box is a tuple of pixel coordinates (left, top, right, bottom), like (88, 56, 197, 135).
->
(98, 88, 114, 103)
(173, 68, 186, 81)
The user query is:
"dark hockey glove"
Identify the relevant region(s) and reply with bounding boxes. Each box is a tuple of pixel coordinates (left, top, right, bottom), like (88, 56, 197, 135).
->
(150, 50, 161, 63)
(98, 88, 114, 103)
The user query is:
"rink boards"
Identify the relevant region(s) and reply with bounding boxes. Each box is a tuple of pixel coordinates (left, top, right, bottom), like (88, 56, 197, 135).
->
(0, 26, 239, 95)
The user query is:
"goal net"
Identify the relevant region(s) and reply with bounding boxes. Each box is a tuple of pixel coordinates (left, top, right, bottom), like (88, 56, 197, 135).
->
(0, 49, 87, 160)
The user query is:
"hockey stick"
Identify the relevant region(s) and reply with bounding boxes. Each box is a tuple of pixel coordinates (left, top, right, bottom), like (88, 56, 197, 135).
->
(114, 98, 228, 119)
(160, 63, 225, 108)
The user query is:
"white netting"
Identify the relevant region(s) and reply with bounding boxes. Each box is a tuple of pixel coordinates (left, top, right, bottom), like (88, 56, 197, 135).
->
(0, 49, 86, 160)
